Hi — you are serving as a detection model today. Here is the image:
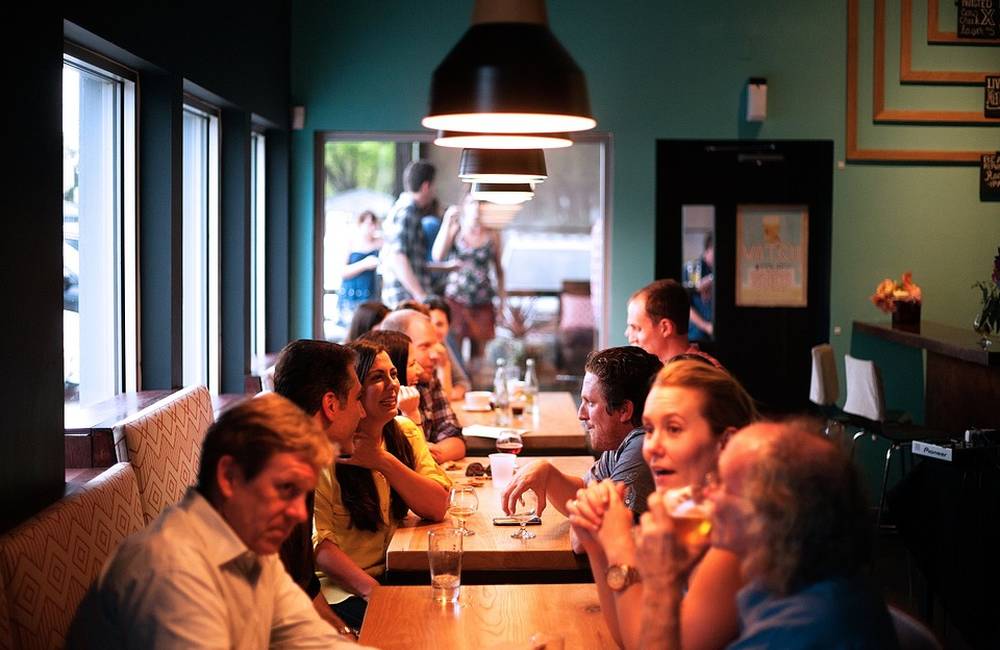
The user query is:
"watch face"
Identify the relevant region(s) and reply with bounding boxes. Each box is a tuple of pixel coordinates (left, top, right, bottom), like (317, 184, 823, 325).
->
(606, 565, 626, 590)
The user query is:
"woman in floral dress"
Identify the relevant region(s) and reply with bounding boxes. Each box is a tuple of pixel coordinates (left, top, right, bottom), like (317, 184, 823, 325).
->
(432, 194, 505, 366)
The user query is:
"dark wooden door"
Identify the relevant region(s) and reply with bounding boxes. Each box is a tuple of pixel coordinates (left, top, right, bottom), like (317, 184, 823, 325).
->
(656, 140, 833, 414)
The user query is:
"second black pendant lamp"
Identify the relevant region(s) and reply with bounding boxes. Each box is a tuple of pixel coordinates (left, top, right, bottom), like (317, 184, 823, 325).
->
(423, 0, 595, 147)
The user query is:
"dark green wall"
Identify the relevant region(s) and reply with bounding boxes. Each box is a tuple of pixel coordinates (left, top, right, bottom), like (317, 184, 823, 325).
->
(289, 0, 999, 393)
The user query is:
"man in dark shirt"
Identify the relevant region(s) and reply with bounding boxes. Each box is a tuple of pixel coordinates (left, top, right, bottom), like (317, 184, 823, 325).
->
(501, 347, 662, 521)
(626, 279, 722, 369)
(272, 339, 366, 632)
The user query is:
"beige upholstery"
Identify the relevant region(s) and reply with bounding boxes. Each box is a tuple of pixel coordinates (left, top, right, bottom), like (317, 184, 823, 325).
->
(809, 343, 839, 406)
(0, 463, 144, 650)
(843, 354, 886, 422)
(114, 385, 213, 524)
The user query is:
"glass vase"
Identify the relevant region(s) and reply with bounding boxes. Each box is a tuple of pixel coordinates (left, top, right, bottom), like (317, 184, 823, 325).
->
(973, 307, 995, 349)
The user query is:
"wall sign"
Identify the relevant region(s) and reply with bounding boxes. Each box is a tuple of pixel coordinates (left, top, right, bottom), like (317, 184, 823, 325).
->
(735, 205, 809, 307)
(987, 76, 1000, 118)
(983, 152, 1000, 201)
(958, 0, 998, 40)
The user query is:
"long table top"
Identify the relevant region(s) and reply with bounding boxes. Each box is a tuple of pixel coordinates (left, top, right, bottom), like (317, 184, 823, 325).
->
(386, 456, 594, 572)
(453, 391, 588, 454)
(358, 583, 614, 649)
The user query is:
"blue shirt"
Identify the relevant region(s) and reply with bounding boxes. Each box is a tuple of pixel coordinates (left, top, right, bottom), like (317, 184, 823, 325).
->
(586, 427, 654, 517)
(729, 577, 899, 649)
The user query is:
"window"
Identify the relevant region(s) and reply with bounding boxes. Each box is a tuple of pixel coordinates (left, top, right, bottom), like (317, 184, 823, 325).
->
(62, 49, 137, 407)
(250, 130, 267, 369)
(317, 132, 610, 386)
(181, 101, 220, 392)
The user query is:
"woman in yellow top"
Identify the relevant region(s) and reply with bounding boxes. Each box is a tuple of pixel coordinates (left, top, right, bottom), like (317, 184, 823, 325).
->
(313, 337, 451, 630)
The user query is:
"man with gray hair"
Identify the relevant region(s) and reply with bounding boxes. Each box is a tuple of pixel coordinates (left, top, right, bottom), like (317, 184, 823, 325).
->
(633, 420, 898, 649)
(380, 308, 466, 462)
(69, 394, 363, 648)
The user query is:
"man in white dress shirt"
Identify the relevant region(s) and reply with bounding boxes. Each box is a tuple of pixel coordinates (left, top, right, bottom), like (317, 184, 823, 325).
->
(68, 393, 364, 649)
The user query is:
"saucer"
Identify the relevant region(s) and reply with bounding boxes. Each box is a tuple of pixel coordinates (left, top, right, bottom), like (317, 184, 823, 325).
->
(462, 404, 493, 412)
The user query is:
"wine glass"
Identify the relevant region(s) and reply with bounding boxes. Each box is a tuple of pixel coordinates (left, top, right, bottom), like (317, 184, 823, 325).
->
(510, 489, 538, 540)
(496, 429, 524, 456)
(448, 486, 478, 536)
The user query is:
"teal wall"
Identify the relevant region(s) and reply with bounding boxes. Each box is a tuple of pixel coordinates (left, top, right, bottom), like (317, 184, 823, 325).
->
(289, 0, 1000, 403)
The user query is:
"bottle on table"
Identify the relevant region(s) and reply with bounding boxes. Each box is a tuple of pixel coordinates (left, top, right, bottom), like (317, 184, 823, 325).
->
(523, 358, 539, 416)
(493, 358, 512, 427)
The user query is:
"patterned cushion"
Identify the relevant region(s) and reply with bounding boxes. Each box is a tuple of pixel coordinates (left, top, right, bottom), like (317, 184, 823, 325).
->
(0, 463, 144, 650)
(114, 385, 213, 524)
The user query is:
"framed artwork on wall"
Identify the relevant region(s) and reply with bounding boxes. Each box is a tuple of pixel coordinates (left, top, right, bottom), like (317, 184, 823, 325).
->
(736, 205, 809, 308)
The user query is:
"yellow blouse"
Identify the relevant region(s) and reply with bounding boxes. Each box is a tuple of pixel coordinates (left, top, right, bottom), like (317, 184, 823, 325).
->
(313, 416, 451, 603)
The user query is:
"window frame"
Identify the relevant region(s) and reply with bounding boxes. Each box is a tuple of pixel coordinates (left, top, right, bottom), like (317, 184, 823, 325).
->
(62, 42, 139, 407)
(181, 97, 222, 393)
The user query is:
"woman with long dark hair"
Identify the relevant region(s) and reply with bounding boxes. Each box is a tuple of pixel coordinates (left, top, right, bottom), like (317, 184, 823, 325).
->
(313, 338, 450, 629)
(360, 329, 423, 427)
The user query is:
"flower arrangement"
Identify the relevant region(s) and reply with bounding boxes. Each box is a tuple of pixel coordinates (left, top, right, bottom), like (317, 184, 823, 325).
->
(972, 247, 1000, 346)
(871, 271, 922, 314)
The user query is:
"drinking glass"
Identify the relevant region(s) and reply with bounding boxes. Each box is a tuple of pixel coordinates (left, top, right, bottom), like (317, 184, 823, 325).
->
(662, 482, 713, 549)
(510, 489, 538, 540)
(428, 528, 463, 603)
(496, 429, 524, 456)
(488, 452, 516, 492)
(448, 485, 479, 536)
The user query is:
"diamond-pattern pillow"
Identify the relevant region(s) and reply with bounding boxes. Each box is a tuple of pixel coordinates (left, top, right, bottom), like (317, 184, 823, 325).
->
(114, 385, 213, 524)
(0, 463, 143, 650)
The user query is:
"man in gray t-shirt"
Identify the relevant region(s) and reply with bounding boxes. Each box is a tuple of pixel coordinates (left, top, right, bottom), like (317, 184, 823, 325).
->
(501, 347, 662, 520)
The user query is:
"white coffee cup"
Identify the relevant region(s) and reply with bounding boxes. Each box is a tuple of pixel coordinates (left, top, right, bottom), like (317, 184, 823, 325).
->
(464, 391, 493, 410)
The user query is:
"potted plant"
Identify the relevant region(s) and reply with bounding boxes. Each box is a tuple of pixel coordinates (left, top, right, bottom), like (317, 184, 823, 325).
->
(972, 247, 1000, 348)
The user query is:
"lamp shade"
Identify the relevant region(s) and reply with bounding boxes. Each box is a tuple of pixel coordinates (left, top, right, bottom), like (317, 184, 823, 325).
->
(459, 149, 547, 184)
(422, 17, 595, 134)
(434, 130, 573, 150)
(471, 182, 535, 205)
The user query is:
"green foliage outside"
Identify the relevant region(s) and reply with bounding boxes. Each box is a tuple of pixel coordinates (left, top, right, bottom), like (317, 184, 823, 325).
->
(324, 141, 396, 195)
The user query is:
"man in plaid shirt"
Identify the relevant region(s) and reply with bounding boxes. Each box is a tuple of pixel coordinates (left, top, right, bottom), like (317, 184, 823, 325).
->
(380, 309, 467, 463)
(381, 160, 437, 307)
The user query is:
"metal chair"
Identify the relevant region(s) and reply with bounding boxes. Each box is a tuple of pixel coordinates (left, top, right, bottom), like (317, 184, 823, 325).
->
(842, 355, 948, 530)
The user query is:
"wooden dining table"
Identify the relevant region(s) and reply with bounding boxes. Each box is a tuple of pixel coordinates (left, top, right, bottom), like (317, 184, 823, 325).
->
(385, 456, 594, 574)
(453, 391, 589, 455)
(358, 583, 614, 649)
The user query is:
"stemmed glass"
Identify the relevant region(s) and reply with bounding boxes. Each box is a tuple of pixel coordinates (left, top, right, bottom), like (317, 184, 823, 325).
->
(448, 486, 479, 536)
(510, 489, 538, 540)
(496, 429, 524, 461)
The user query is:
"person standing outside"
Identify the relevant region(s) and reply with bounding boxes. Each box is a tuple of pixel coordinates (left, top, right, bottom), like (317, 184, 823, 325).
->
(339, 210, 383, 319)
(381, 160, 437, 307)
(432, 193, 505, 370)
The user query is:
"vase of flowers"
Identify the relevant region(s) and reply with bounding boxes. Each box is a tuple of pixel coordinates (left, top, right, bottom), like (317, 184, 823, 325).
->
(871, 272, 922, 332)
(972, 247, 1000, 349)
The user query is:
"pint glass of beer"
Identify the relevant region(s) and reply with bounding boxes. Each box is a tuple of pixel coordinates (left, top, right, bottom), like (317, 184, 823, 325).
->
(663, 484, 713, 548)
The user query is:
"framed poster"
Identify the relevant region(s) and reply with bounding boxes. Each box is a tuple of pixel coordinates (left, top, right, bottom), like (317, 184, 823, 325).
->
(736, 205, 809, 307)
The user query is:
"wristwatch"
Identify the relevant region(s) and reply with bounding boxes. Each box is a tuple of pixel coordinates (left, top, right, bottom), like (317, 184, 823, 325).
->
(605, 564, 641, 592)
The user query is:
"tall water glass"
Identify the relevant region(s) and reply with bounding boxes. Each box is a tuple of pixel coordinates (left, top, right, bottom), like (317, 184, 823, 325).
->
(428, 528, 463, 603)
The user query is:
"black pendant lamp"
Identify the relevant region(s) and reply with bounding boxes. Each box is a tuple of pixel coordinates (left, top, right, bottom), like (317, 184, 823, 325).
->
(459, 149, 547, 184)
(423, 0, 595, 146)
(471, 182, 535, 205)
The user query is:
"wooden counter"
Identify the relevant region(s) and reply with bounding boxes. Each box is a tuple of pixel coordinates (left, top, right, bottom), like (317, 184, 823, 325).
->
(853, 321, 1000, 431)
(359, 584, 613, 649)
(453, 391, 588, 455)
(386, 456, 594, 573)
